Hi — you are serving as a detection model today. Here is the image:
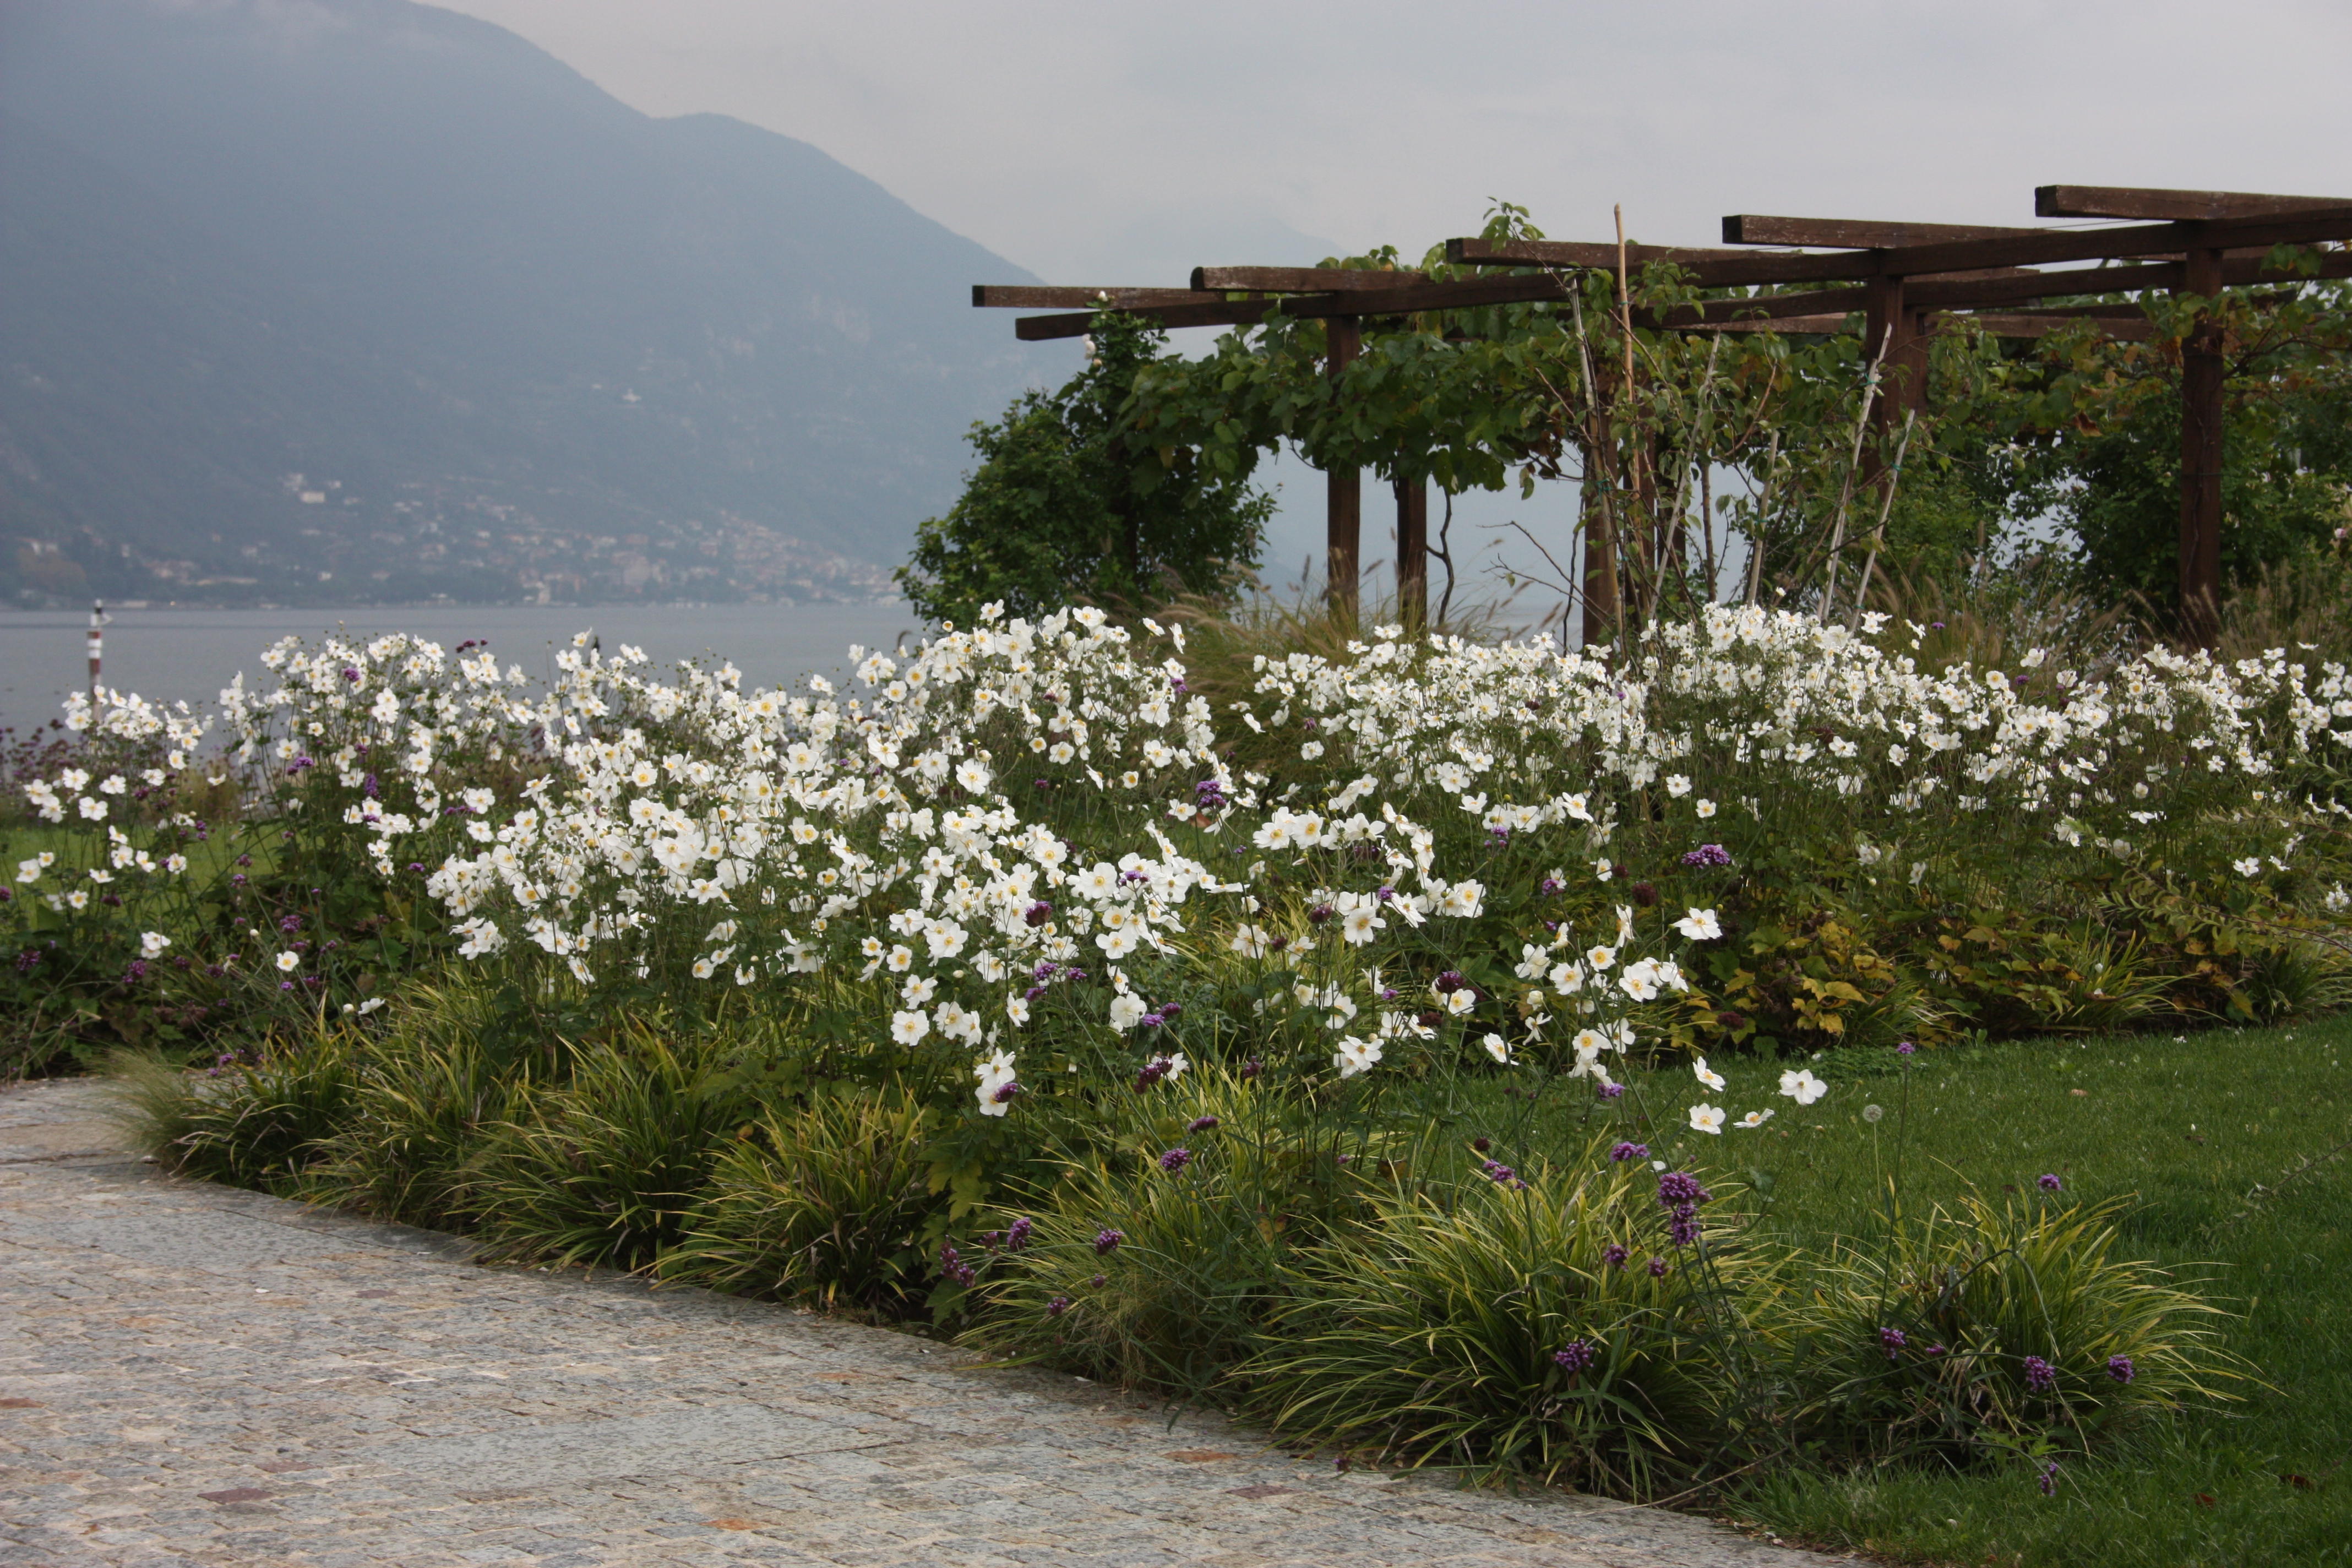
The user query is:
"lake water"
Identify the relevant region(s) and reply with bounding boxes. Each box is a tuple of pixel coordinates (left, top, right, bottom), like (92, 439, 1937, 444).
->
(0, 602, 922, 736)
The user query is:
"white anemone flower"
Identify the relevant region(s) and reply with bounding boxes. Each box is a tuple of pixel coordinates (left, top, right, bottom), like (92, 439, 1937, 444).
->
(1332, 1036, 1383, 1078)
(275, 951, 301, 973)
(1695, 799, 1718, 819)
(1673, 907, 1723, 941)
(1736, 1109, 1776, 1129)
(1586, 945, 1616, 971)
(139, 931, 171, 958)
(1778, 1068, 1829, 1106)
(1341, 906, 1386, 945)
(1692, 1055, 1725, 1091)
(1482, 1032, 1512, 1064)
(890, 1010, 931, 1046)
(974, 1049, 1019, 1117)
(1230, 923, 1271, 958)
(1687, 1103, 1727, 1135)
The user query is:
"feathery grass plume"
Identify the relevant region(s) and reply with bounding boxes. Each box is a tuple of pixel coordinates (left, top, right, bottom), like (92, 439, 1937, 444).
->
(1242, 1153, 1773, 1498)
(660, 1092, 943, 1316)
(1780, 1192, 2253, 1463)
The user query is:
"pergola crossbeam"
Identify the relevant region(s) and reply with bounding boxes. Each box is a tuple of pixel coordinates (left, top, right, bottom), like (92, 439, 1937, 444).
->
(2036, 184, 2352, 221)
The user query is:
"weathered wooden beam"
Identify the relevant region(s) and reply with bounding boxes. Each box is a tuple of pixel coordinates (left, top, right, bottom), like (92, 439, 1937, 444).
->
(1449, 235, 1881, 288)
(1649, 288, 1871, 325)
(1948, 313, 2155, 341)
(1669, 310, 2152, 341)
(2036, 184, 2352, 221)
(1005, 245, 2349, 342)
(1453, 210, 2352, 288)
(1012, 298, 1284, 340)
(1723, 215, 2041, 248)
(1191, 266, 1428, 292)
(1879, 206, 2352, 276)
(1279, 275, 1571, 316)
(975, 286, 1209, 309)
(1668, 314, 1857, 335)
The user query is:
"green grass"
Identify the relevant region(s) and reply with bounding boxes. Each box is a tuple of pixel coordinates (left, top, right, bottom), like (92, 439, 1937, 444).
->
(1443, 1021, 2352, 1565)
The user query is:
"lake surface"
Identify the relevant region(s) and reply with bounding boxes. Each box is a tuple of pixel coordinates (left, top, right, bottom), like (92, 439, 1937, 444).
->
(0, 603, 921, 736)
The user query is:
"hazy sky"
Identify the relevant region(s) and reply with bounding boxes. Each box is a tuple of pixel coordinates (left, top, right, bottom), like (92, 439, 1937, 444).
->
(439, 0, 2352, 287)
(431, 0, 2352, 616)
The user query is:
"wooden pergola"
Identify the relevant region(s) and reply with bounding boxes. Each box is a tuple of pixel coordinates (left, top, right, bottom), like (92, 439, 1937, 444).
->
(975, 184, 2352, 647)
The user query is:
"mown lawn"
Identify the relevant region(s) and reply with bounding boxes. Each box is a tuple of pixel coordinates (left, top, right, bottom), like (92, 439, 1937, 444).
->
(1460, 1020, 2352, 1565)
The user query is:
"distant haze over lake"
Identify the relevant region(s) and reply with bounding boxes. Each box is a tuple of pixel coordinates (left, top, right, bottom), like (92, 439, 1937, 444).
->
(0, 604, 922, 738)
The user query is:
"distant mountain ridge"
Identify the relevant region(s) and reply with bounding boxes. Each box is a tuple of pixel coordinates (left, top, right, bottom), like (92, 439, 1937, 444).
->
(0, 0, 1057, 606)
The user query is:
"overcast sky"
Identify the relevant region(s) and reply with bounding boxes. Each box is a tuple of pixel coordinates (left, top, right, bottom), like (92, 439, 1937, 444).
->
(434, 0, 2352, 618)
(440, 0, 2352, 285)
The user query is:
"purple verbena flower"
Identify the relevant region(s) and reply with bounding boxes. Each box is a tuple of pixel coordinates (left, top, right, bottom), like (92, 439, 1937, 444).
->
(1602, 1243, 1630, 1269)
(2038, 1173, 2062, 1193)
(1880, 1326, 1907, 1359)
(1553, 1340, 1596, 1374)
(2039, 1460, 2060, 1496)
(1093, 1229, 1124, 1256)
(1159, 1147, 1193, 1174)
(1005, 1216, 1034, 1252)
(1598, 1083, 1624, 1100)
(1046, 1295, 1070, 1317)
(2106, 1354, 2135, 1384)
(1188, 1115, 1220, 1133)
(1656, 1171, 1710, 1208)
(1610, 1141, 1649, 1163)
(1647, 1256, 1670, 1277)
(1680, 843, 1733, 868)
(1897, 1042, 1916, 1055)
(2023, 1354, 2056, 1393)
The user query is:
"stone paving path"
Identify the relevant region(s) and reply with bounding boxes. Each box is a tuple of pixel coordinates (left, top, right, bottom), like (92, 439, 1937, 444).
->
(1, 1078, 1854, 1567)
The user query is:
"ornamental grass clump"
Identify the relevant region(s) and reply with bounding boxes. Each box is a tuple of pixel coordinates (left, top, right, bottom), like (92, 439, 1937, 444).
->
(964, 1063, 1373, 1392)
(123, 1022, 362, 1193)
(305, 996, 528, 1228)
(660, 1092, 944, 1315)
(1241, 1155, 1773, 1498)
(459, 1031, 753, 1273)
(1782, 1193, 2252, 1462)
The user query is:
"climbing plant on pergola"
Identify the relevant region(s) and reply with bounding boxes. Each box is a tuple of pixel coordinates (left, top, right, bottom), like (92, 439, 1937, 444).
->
(975, 184, 2352, 647)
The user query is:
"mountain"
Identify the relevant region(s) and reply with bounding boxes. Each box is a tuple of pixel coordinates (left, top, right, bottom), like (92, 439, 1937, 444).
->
(0, 0, 1059, 606)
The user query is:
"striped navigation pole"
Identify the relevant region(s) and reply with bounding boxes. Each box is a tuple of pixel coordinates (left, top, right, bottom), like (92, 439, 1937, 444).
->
(86, 602, 108, 705)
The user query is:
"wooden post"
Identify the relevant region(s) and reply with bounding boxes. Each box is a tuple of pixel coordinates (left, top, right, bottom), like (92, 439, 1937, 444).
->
(2178, 247, 2225, 647)
(1394, 475, 1427, 631)
(1325, 315, 1361, 622)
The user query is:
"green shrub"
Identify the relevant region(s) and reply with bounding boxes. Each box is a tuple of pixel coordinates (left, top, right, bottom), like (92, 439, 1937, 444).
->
(1239, 1156, 1766, 1496)
(1782, 1193, 2252, 1462)
(460, 1031, 751, 1273)
(660, 1091, 943, 1314)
